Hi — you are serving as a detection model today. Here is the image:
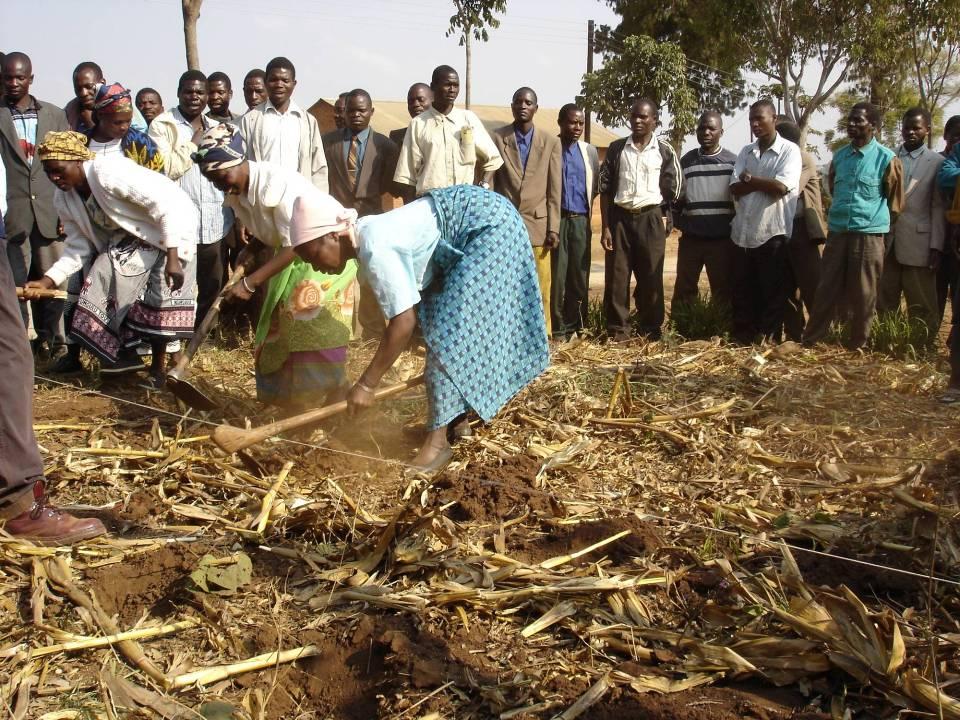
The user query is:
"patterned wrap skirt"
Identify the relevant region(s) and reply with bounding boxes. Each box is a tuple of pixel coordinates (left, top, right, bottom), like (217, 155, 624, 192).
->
(419, 185, 550, 429)
(254, 255, 358, 408)
(69, 237, 197, 363)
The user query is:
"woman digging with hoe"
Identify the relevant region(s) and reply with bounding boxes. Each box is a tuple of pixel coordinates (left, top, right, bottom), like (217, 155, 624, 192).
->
(289, 184, 550, 474)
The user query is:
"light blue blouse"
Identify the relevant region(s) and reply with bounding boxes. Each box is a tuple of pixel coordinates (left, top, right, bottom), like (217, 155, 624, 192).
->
(356, 197, 442, 319)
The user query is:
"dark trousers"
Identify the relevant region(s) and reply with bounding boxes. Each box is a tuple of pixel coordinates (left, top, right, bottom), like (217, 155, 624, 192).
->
(803, 231, 884, 349)
(550, 214, 591, 338)
(0, 237, 44, 518)
(8, 225, 66, 347)
(195, 238, 227, 329)
(937, 230, 959, 321)
(783, 222, 822, 342)
(670, 233, 736, 314)
(731, 235, 789, 343)
(950, 279, 960, 380)
(603, 205, 666, 338)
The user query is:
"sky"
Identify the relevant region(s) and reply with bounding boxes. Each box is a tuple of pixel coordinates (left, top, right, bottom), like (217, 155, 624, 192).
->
(2, 0, 954, 158)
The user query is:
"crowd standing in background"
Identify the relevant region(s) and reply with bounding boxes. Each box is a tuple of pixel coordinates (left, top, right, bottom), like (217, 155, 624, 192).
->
(3, 46, 960, 544)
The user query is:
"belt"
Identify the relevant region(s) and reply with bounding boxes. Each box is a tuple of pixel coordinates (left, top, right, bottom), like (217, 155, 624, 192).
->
(617, 204, 660, 215)
(561, 210, 588, 218)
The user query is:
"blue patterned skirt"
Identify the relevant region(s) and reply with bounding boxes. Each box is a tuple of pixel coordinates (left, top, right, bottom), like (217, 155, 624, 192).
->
(418, 185, 549, 429)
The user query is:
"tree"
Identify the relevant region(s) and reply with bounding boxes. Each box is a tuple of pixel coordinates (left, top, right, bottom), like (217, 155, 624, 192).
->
(181, 0, 203, 70)
(740, 0, 871, 144)
(908, 0, 960, 121)
(825, 86, 935, 153)
(580, 34, 698, 146)
(446, 0, 506, 109)
(596, 0, 751, 118)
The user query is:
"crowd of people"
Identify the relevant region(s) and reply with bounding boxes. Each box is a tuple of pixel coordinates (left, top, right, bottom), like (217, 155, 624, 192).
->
(2, 47, 960, 546)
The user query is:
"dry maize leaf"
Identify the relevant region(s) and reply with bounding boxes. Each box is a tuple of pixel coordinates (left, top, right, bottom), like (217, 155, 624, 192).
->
(886, 615, 906, 678)
(689, 643, 757, 674)
(902, 669, 960, 720)
(826, 651, 875, 685)
(521, 600, 577, 638)
(628, 672, 717, 694)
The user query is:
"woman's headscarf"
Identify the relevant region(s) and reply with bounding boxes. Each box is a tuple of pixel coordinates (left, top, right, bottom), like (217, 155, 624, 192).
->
(93, 82, 133, 115)
(37, 131, 96, 162)
(191, 123, 246, 171)
(290, 194, 358, 248)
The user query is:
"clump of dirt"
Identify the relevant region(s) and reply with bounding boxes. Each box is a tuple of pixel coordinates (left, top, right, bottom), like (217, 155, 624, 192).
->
(543, 681, 813, 720)
(33, 392, 114, 422)
(249, 615, 497, 720)
(85, 542, 212, 624)
(794, 548, 919, 597)
(509, 515, 663, 566)
(435, 454, 561, 522)
(121, 489, 164, 524)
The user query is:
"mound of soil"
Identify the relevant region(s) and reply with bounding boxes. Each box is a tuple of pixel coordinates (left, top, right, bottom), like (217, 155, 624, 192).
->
(436, 454, 562, 523)
(243, 614, 499, 720)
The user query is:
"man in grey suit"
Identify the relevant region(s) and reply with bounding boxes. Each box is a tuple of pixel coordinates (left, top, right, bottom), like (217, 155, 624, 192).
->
(322, 89, 400, 338)
(551, 104, 599, 340)
(0, 52, 69, 360)
(879, 107, 946, 343)
(492, 87, 562, 336)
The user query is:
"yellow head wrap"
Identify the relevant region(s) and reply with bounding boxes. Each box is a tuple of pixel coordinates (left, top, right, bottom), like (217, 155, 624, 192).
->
(37, 131, 95, 162)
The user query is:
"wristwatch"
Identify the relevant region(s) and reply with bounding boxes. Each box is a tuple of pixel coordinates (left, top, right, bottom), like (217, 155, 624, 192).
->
(479, 180, 490, 189)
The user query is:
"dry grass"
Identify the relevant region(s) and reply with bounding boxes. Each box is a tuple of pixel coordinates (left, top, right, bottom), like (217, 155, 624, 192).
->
(3, 334, 960, 719)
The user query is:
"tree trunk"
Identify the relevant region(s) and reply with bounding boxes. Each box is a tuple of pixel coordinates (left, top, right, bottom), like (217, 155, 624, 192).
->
(465, 31, 472, 109)
(182, 0, 202, 71)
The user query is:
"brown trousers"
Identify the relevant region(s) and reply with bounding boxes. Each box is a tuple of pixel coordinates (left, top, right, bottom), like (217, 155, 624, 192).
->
(670, 233, 736, 315)
(803, 231, 884, 349)
(878, 253, 940, 342)
(0, 237, 44, 518)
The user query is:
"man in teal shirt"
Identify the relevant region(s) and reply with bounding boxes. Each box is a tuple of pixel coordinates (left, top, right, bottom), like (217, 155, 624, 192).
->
(803, 102, 904, 349)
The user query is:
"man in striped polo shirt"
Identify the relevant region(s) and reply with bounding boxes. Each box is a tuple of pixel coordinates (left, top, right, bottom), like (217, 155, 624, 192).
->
(671, 111, 737, 316)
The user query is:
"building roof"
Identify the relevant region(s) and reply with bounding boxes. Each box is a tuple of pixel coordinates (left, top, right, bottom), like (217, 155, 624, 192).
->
(308, 98, 621, 148)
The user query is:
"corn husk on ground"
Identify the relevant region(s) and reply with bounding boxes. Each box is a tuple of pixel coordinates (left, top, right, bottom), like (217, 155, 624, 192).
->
(3, 334, 960, 719)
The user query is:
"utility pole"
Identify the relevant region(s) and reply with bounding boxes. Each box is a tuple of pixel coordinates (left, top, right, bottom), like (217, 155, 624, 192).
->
(585, 19, 594, 143)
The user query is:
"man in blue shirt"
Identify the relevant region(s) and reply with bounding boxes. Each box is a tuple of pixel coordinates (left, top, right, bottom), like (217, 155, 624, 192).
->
(804, 102, 904, 349)
(551, 104, 599, 340)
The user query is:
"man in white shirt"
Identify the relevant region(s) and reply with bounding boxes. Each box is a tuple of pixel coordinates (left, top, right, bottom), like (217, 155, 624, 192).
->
(394, 65, 503, 196)
(149, 70, 234, 327)
(729, 99, 802, 343)
(598, 98, 682, 341)
(239, 57, 328, 192)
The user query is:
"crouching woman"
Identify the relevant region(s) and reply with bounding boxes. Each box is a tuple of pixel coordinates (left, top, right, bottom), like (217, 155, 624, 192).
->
(24, 131, 197, 384)
(290, 184, 550, 473)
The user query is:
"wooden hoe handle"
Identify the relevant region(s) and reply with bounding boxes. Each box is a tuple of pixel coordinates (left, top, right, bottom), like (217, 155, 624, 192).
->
(212, 374, 425, 453)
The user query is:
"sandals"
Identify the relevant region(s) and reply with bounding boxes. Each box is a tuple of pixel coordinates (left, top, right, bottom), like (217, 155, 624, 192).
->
(405, 446, 454, 479)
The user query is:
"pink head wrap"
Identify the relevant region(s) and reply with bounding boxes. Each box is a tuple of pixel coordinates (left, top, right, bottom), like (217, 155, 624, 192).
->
(290, 194, 359, 248)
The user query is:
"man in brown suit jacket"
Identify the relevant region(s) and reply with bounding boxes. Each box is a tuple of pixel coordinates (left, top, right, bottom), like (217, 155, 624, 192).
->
(0, 52, 70, 359)
(492, 87, 561, 335)
(321, 89, 400, 337)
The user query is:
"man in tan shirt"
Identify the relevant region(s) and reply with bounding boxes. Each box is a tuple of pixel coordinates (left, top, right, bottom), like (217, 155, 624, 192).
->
(394, 65, 502, 196)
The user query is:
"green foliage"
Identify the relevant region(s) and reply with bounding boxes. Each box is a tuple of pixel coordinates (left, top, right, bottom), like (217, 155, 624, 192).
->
(869, 310, 935, 359)
(827, 87, 936, 153)
(581, 34, 699, 140)
(446, 0, 506, 44)
(827, 310, 935, 359)
(597, 0, 750, 117)
(668, 294, 732, 339)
